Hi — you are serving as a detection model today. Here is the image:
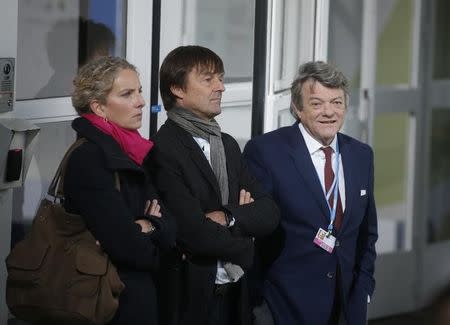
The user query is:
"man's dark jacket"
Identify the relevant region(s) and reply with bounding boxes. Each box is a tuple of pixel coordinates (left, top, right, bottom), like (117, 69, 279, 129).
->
(148, 119, 280, 325)
(64, 117, 176, 325)
(243, 123, 378, 325)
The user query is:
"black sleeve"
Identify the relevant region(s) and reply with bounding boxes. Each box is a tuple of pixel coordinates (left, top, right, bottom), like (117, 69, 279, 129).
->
(64, 144, 160, 271)
(222, 137, 280, 238)
(149, 146, 254, 269)
(144, 184, 177, 251)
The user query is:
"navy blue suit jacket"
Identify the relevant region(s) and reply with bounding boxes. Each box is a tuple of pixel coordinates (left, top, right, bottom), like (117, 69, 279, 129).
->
(243, 123, 378, 325)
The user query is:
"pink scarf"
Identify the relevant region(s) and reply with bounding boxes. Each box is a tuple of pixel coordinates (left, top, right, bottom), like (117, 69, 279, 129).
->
(82, 114, 153, 165)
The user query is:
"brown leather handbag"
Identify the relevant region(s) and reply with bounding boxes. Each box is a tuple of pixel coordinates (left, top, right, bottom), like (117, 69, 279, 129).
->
(6, 139, 125, 325)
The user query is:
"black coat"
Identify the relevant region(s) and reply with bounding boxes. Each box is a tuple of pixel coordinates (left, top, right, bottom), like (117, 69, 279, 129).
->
(148, 119, 280, 325)
(64, 117, 176, 325)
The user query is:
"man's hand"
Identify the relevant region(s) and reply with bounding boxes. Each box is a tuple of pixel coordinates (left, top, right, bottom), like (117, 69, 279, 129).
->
(239, 189, 254, 205)
(205, 190, 254, 226)
(145, 199, 162, 218)
(205, 210, 227, 226)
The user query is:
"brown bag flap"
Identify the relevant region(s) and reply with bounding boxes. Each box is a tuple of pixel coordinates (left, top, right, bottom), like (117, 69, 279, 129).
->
(75, 246, 108, 276)
(6, 240, 49, 271)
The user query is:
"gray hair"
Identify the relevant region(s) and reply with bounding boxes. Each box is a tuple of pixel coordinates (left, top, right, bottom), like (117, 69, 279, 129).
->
(290, 61, 349, 120)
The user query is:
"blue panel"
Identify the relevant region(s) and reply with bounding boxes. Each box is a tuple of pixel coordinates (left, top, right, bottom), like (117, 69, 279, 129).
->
(89, 0, 118, 32)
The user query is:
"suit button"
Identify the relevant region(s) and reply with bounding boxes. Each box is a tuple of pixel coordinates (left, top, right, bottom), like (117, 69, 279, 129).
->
(335, 240, 340, 247)
(327, 272, 333, 279)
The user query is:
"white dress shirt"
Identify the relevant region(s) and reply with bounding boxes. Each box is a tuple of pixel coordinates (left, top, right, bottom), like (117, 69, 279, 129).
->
(299, 124, 346, 211)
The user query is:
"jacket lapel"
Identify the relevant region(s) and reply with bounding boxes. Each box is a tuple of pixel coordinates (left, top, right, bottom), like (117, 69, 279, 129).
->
(287, 124, 330, 224)
(339, 133, 356, 231)
(169, 120, 222, 199)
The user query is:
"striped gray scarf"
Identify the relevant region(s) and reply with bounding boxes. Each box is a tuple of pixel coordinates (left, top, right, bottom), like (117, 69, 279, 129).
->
(167, 107, 229, 204)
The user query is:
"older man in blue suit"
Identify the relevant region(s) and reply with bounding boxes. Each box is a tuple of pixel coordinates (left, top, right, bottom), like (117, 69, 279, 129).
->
(243, 61, 378, 325)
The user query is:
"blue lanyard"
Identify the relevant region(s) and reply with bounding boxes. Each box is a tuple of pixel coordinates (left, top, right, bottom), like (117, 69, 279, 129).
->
(325, 140, 340, 235)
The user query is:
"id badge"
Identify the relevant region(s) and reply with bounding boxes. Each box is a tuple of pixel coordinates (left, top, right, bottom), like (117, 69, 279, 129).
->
(313, 228, 336, 253)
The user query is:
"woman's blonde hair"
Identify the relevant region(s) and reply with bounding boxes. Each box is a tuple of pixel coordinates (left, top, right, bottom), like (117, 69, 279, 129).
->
(71, 56, 137, 115)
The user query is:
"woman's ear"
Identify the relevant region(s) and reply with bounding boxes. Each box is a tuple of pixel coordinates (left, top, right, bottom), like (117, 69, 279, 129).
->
(89, 100, 105, 118)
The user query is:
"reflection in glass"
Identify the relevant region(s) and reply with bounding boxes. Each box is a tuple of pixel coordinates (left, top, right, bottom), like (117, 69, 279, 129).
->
(11, 121, 76, 248)
(376, 0, 414, 86)
(433, 0, 450, 79)
(17, 0, 127, 100)
(373, 112, 412, 253)
(428, 109, 450, 243)
(193, 0, 255, 83)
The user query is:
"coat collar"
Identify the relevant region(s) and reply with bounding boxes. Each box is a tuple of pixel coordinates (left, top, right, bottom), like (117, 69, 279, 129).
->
(72, 117, 144, 173)
(164, 119, 222, 198)
(286, 123, 330, 224)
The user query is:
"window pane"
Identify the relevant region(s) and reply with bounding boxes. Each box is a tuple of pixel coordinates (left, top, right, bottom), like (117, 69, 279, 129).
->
(374, 112, 413, 253)
(433, 0, 450, 79)
(272, 0, 312, 92)
(376, 0, 414, 86)
(17, 0, 127, 100)
(216, 104, 252, 150)
(192, 0, 255, 83)
(273, 0, 299, 91)
(182, 0, 255, 144)
(428, 109, 450, 243)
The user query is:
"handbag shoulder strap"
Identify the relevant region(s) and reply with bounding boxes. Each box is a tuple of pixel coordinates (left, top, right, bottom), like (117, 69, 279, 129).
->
(48, 138, 87, 198)
(48, 138, 120, 198)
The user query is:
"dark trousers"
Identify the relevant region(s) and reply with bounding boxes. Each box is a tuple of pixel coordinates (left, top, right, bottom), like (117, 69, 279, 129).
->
(207, 282, 240, 325)
(328, 266, 346, 325)
(253, 299, 275, 325)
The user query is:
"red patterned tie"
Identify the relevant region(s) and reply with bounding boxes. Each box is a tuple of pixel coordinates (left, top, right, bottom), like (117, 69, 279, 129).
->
(321, 147, 343, 231)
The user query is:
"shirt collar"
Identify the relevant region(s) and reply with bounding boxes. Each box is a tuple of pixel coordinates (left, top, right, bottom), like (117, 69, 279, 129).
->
(298, 123, 337, 155)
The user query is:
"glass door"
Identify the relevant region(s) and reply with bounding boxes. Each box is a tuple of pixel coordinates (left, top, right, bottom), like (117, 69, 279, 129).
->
(422, 0, 450, 308)
(328, 0, 423, 319)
